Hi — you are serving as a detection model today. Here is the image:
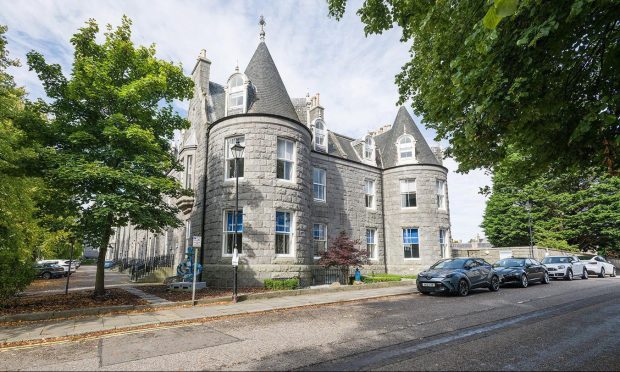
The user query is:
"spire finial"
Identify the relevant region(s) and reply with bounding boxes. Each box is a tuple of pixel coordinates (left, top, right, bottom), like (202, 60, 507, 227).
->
(259, 15, 266, 41)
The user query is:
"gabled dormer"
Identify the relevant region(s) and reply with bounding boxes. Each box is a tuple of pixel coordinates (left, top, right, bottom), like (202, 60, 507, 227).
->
(311, 118, 328, 152)
(225, 68, 250, 116)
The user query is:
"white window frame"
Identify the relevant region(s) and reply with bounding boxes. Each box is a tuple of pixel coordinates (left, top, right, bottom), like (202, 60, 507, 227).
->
(403, 227, 420, 260)
(364, 179, 376, 209)
(313, 119, 328, 152)
(363, 135, 375, 161)
(277, 138, 295, 182)
(366, 228, 377, 261)
(275, 210, 294, 257)
(312, 223, 327, 258)
(225, 136, 245, 180)
(222, 209, 243, 256)
(437, 179, 447, 209)
(397, 135, 416, 163)
(226, 73, 247, 116)
(400, 179, 417, 209)
(184, 154, 194, 189)
(313, 168, 326, 202)
(439, 228, 448, 258)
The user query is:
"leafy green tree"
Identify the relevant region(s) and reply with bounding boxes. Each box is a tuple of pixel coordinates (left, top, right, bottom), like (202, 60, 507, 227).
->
(482, 164, 620, 255)
(328, 0, 620, 179)
(27, 17, 193, 296)
(0, 25, 41, 300)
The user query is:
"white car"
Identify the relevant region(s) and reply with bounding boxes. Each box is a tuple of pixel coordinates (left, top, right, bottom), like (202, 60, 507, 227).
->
(579, 255, 617, 277)
(541, 255, 588, 280)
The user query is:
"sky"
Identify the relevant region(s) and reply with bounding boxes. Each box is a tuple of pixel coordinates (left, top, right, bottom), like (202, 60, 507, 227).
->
(0, 0, 491, 242)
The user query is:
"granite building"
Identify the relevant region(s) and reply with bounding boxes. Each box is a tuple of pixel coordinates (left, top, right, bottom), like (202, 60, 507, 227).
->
(109, 26, 451, 287)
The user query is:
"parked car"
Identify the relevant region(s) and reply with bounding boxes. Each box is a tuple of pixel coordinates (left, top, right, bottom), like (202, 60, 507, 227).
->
(578, 255, 617, 277)
(493, 258, 550, 287)
(541, 255, 588, 280)
(416, 258, 501, 296)
(33, 262, 65, 279)
(38, 259, 77, 276)
(103, 260, 116, 269)
(62, 259, 80, 269)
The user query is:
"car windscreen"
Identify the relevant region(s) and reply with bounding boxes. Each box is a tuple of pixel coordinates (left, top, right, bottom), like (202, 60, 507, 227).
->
(430, 259, 467, 269)
(494, 259, 525, 268)
(542, 257, 570, 264)
(578, 256, 593, 261)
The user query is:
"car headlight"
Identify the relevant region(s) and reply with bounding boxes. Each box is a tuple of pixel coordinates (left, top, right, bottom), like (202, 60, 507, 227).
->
(558, 265, 565, 269)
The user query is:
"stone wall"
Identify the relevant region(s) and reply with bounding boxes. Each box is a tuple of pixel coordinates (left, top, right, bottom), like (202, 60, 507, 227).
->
(382, 165, 451, 275)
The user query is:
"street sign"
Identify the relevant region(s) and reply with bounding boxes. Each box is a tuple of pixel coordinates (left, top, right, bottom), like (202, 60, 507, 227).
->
(232, 248, 239, 267)
(192, 236, 202, 248)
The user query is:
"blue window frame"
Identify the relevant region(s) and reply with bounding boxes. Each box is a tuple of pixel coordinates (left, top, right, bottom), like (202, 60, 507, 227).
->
(224, 210, 243, 254)
(276, 211, 292, 255)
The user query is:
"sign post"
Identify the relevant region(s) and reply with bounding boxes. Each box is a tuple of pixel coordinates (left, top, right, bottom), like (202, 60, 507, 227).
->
(191, 236, 201, 306)
(232, 248, 239, 303)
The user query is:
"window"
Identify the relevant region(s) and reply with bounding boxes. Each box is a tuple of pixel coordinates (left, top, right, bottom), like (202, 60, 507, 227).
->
(313, 223, 327, 257)
(185, 155, 193, 189)
(403, 228, 420, 259)
(439, 229, 447, 258)
(313, 119, 327, 151)
(226, 73, 246, 116)
(366, 228, 377, 260)
(400, 179, 417, 208)
(398, 135, 414, 161)
(277, 138, 295, 181)
(364, 179, 375, 209)
(313, 168, 326, 202)
(225, 136, 245, 179)
(275, 211, 292, 255)
(223, 210, 243, 254)
(364, 136, 375, 160)
(437, 180, 446, 209)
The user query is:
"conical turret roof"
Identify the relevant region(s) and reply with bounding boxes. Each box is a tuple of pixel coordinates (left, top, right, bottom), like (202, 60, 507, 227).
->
(375, 107, 440, 167)
(244, 42, 299, 122)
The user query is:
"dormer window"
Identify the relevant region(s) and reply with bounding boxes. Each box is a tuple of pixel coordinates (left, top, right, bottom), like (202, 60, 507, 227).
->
(364, 135, 375, 161)
(226, 72, 247, 116)
(397, 135, 416, 163)
(313, 119, 328, 152)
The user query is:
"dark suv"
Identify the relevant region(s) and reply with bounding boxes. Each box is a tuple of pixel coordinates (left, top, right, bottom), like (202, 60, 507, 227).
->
(34, 262, 65, 279)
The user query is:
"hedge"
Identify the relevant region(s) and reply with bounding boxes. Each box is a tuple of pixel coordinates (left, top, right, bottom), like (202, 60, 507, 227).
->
(264, 278, 299, 290)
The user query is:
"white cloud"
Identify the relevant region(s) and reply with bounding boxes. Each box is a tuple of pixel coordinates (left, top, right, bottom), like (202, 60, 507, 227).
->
(0, 0, 491, 241)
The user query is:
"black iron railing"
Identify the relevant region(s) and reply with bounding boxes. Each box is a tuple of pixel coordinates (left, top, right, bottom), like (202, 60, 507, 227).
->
(311, 267, 354, 286)
(118, 254, 174, 282)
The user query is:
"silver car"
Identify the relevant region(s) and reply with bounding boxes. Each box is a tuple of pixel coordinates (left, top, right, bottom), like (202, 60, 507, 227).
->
(579, 255, 617, 277)
(541, 255, 588, 280)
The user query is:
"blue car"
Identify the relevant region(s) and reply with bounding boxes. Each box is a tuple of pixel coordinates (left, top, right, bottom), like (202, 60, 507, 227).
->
(416, 258, 501, 296)
(103, 260, 116, 269)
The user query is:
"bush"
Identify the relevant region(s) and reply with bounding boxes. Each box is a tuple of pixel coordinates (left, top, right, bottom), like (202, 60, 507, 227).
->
(264, 278, 299, 290)
(360, 274, 417, 283)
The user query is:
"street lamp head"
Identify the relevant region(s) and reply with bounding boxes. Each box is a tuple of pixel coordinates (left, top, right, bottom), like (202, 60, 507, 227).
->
(231, 141, 245, 159)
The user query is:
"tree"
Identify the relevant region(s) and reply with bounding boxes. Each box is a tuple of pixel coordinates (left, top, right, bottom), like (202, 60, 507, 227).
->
(319, 231, 367, 282)
(482, 164, 620, 255)
(328, 1, 620, 180)
(27, 16, 193, 296)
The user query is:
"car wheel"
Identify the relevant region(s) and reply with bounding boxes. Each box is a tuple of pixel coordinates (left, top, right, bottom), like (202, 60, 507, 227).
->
(582, 269, 588, 279)
(611, 268, 616, 277)
(519, 274, 528, 288)
(42, 272, 51, 280)
(457, 279, 469, 296)
(421, 292, 431, 295)
(566, 269, 573, 281)
(599, 267, 605, 278)
(489, 275, 500, 291)
(542, 271, 550, 284)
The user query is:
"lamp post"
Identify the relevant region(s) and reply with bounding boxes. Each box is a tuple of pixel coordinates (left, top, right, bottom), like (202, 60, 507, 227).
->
(231, 140, 244, 303)
(525, 200, 534, 259)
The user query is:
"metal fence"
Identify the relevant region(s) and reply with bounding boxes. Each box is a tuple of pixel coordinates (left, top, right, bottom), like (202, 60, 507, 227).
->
(608, 258, 620, 269)
(311, 267, 354, 286)
(117, 254, 174, 282)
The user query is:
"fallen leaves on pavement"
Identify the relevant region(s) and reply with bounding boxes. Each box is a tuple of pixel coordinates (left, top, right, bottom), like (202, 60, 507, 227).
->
(138, 285, 270, 302)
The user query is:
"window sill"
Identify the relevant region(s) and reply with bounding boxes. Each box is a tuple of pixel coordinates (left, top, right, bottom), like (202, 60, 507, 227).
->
(224, 177, 245, 182)
(313, 199, 326, 203)
(401, 206, 418, 210)
(276, 178, 295, 183)
(404, 258, 421, 261)
(274, 254, 295, 259)
(222, 253, 246, 258)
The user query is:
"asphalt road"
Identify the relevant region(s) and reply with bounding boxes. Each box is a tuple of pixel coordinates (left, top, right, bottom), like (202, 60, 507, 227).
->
(25, 265, 132, 295)
(2, 276, 619, 371)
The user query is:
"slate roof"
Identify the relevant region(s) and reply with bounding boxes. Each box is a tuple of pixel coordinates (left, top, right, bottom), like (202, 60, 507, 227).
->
(208, 81, 225, 121)
(374, 107, 440, 168)
(244, 42, 299, 122)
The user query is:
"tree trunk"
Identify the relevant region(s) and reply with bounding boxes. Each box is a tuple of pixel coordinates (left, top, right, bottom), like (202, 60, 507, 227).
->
(94, 215, 114, 297)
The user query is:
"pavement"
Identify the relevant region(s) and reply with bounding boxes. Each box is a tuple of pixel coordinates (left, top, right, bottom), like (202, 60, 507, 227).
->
(1, 277, 619, 371)
(0, 283, 417, 345)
